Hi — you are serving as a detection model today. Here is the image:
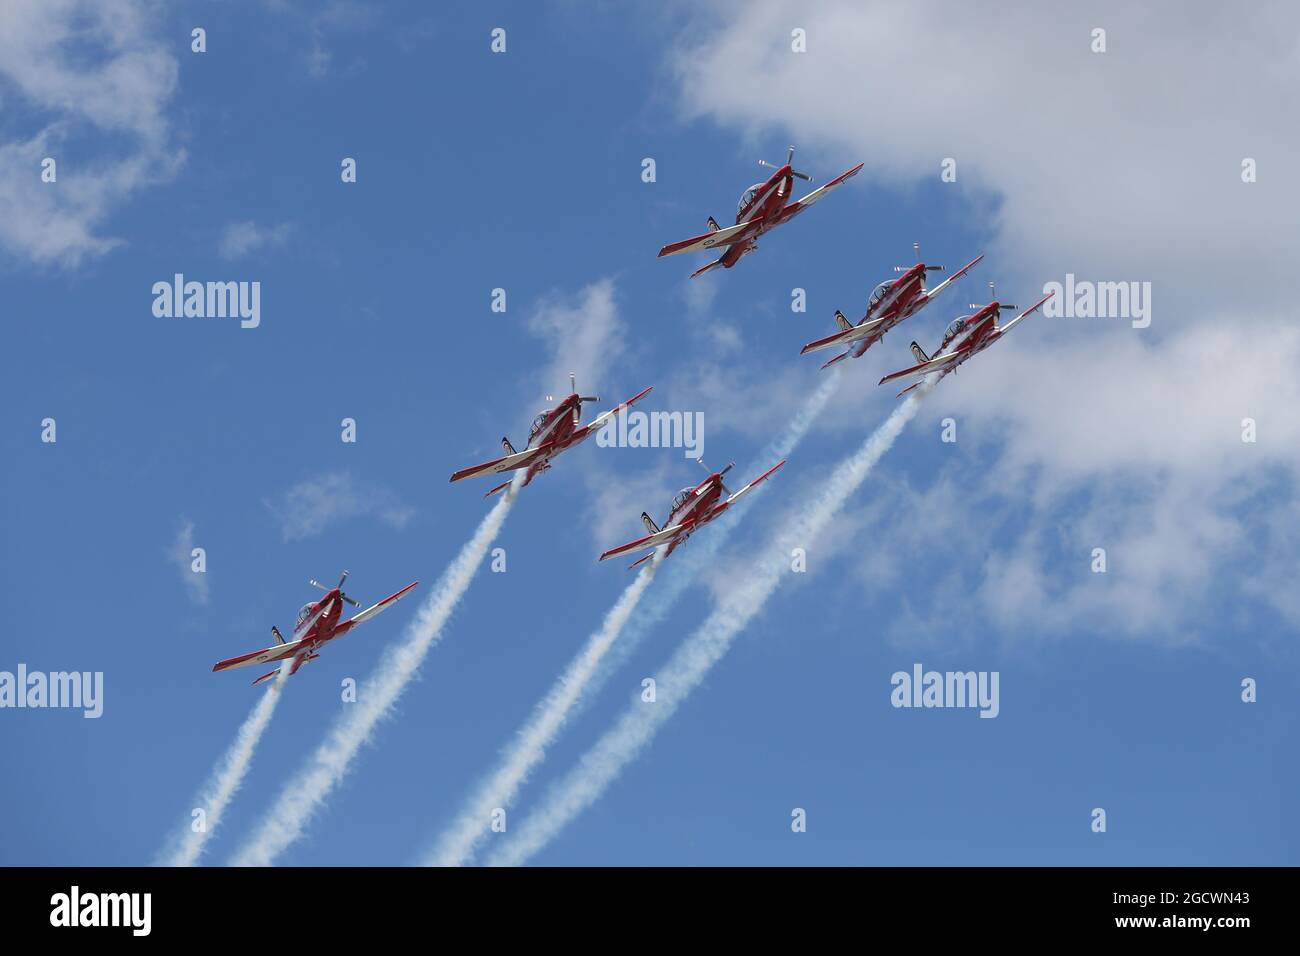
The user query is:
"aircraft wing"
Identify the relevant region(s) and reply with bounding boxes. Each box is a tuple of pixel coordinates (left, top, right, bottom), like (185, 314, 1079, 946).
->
(450, 443, 549, 483)
(572, 385, 654, 440)
(599, 522, 689, 562)
(920, 253, 984, 303)
(717, 459, 786, 511)
(995, 291, 1054, 335)
(878, 349, 964, 386)
(213, 637, 308, 673)
(343, 581, 419, 627)
(800, 316, 885, 355)
(658, 220, 756, 258)
(776, 162, 864, 223)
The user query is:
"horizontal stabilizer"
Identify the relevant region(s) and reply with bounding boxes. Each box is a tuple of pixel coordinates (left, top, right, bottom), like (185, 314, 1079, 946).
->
(821, 351, 851, 370)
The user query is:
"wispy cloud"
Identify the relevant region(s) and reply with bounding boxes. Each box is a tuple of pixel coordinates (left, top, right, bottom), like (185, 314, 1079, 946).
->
(263, 472, 415, 542)
(527, 278, 626, 397)
(218, 221, 293, 261)
(0, 0, 183, 267)
(168, 519, 210, 607)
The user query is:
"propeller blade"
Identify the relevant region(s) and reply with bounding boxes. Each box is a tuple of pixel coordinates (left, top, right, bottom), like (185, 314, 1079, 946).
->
(791, 170, 812, 182)
(719, 462, 735, 478)
(758, 159, 775, 169)
(914, 241, 921, 262)
(569, 371, 576, 394)
(579, 395, 600, 403)
(309, 579, 328, 591)
(1000, 304, 1017, 311)
(721, 483, 733, 497)
(338, 570, 349, 588)
(926, 265, 944, 272)
(786, 145, 794, 165)
(341, 594, 360, 607)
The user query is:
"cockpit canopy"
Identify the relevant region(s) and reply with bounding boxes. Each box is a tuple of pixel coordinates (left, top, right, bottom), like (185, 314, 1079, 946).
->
(868, 280, 894, 308)
(297, 602, 316, 626)
(946, 317, 968, 338)
(670, 487, 695, 514)
(529, 411, 551, 439)
(738, 184, 763, 216)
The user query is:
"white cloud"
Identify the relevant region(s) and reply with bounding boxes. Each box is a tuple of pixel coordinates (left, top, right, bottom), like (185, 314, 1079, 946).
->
(670, 1, 1300, 300)
(666, 2, 1300, 643)
(0, 0, 183, 267)
(264, 472, 415, 542)
(168, 519, 210, 607)
(218, 221, 293, 260)
(527, 278, 627, 398)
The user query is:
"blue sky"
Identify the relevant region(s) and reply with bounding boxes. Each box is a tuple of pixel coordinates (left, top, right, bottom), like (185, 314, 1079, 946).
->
(2, 1, 1297, 866)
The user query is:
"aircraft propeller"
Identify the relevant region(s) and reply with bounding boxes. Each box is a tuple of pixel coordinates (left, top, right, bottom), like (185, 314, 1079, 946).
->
(310, 570, 360, 607)
(697, 457, 736, 496)
(548, 372, 600, 424)
(896, 241, 944, 274)
(971, 281, 1016, 312)
(759, 145, 813, 182)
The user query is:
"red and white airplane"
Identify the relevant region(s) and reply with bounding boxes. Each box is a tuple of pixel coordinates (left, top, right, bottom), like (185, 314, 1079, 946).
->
(449, 374, 653, 497)
(212, 571, 418, 686)
(598, 459, 786, 569)
(878, 283, 1054, 396)
(800, 244, 984, 369)
(657, 146, 864, 278)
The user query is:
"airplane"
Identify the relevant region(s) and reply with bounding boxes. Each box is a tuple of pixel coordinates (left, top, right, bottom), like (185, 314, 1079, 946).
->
(598, 458, 786, 569)
(449, 374, 653, 497)
(877, 282, 1054, 396)
(657, 146, 864, 278)
(212, 571, 418, 686)
(800, 244, 984, 369)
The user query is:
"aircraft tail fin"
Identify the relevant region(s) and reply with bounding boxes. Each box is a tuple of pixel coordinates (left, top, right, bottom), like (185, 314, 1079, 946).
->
(270, 626, 285, 646)
(641, 512, 660, 534)
(706, 216, 720, 233)
(500, 436, 516, 455)
(910, 341, 930, 364)
(834, 310, 852, 331)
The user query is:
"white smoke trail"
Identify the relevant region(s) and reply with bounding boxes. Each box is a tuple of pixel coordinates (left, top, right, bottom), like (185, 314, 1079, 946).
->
(229, 491, 515, 866)
(577, 368, 845, 708)
(424, 561, 658, 866)
(156, 665, 289, 866)
(423, 371, 842, 866)
(486, 390, 925, 866)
